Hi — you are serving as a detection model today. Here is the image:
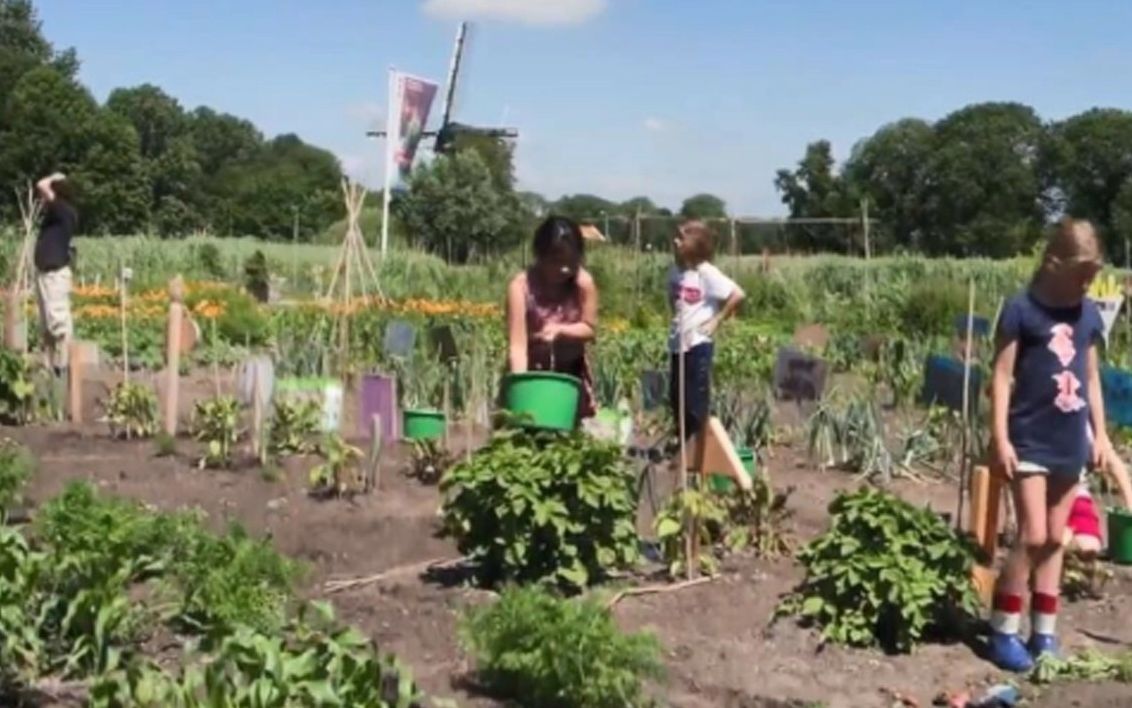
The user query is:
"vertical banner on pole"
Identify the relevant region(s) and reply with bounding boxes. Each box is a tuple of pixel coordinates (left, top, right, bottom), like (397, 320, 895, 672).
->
(381, 70, 438, 256)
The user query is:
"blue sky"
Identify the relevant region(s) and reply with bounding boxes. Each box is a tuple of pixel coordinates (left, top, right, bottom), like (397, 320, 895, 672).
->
(33, 0, 1132, 216)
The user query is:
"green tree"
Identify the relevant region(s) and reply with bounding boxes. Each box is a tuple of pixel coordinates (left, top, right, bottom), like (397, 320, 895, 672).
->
(0, 0, 78, 106)
(552, 194, 615, 222)
(452, 132, 515, 192)
(843, 119, 934, 251)
(398, 150, 517, 263)
(679, 193, 727, 220)
(187, 106, 263, 176)
(106, 84, 187, 161)
(0, 66, 97, 191)
(774, 140, 855, 251)
(1043, 108, 1132, 248)
(920, 102, 1045, 256)
(72, 109, 149, 234)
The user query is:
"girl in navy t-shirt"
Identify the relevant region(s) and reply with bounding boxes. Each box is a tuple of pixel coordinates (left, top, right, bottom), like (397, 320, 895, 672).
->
(987, 218, 1111, 672)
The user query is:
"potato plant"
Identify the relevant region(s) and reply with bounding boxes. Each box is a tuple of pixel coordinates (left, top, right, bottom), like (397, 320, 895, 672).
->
(440, 424, 639, 591)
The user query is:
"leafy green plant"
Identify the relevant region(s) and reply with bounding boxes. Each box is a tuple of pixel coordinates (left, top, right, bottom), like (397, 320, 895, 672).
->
(440, 425, 639, 591)
(191, 395, 242, 468)
(267, 396, 321, 458)
(777, 488, 978, 653)
(0, 349, 35, 425)
(91, 602, 430, 708)
(407, 439, 454, 485)
(0, 439, 33, 514)
(102, 381, 159, 439)
(309, 433, 363, 495)
(243, 249, 270, 303)
(718, 476, 794, 558)
(655, 488, 727, 578)
(460, 586, 663, 708)
(1031, 649, 1132, 685)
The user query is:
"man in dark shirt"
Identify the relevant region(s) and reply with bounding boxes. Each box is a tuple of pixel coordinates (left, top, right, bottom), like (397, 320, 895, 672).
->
(34, 172, 77, 375)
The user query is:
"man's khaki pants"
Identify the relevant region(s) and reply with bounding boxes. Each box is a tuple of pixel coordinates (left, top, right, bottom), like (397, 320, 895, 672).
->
(35, 266, 73, 371)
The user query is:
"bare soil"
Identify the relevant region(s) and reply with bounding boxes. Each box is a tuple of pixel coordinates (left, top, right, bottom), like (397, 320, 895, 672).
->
(7, 371, 1132, 707)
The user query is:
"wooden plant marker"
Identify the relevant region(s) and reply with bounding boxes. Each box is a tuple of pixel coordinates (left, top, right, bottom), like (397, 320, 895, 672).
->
(163, 276, 184, 437)
(67, 340, 82, 424)
(251, 372, 264, 462)
(968, 464, 1003, 607)
(691, 417, 753, 492)
(367, 414, 383, 494)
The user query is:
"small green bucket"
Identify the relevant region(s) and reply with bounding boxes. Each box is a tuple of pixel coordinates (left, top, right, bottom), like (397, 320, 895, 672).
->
(1107, 507, 1132, 565)
(708, 447, 757, 494)
(503, 372, 581, 431)
(402, 409, 446, 441)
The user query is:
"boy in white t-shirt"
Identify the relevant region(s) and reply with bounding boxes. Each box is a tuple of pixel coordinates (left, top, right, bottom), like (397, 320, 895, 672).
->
(667, 220, 745, 443)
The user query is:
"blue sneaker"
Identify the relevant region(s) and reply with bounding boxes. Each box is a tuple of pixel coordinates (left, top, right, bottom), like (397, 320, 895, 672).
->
(988, 631, 1034, 672)
(1028, 633, 1059, 660)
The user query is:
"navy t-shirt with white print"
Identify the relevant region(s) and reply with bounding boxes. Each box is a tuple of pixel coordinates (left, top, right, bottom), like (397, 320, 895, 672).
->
(999, 290, 1103, 475)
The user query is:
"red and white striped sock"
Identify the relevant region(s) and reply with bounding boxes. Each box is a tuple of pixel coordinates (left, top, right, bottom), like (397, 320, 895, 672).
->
(990, 592, 1023, 635)
(1031, 592, 1058, 636)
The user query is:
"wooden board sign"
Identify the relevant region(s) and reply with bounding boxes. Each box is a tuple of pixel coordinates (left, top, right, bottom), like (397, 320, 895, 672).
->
(921, 354, 982, 415)
(773, 347, 828, 402)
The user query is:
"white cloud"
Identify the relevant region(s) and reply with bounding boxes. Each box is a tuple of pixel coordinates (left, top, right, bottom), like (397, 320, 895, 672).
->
(643, 117, 665, 133)
(421, 0, 607, 26)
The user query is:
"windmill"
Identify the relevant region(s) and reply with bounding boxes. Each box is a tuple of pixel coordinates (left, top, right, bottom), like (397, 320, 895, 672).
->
(366, 22, 519, 153)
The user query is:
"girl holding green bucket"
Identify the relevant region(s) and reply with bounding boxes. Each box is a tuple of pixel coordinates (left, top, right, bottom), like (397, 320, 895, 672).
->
(505, 216, 598, 424)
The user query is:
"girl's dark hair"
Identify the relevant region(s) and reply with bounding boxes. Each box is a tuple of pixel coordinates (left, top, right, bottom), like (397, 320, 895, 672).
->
(52, 178, 77, 206)
(533, 215, 585, 262)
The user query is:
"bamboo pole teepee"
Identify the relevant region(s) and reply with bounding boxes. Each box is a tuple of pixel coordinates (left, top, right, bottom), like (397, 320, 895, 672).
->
(324, 179, 383, 375)
(5, 184, 41, 353)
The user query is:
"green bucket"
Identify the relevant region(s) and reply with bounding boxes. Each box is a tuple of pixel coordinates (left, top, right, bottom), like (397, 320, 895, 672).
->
(708, 447, 757, 494)
(402, 409, 446, 441)
(503, 371, 581, 431)
(1107, 507, 1132, 565)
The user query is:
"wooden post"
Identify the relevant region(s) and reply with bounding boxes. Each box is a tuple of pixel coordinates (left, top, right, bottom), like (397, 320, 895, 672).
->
(676, 334, 696, 580)
(67, 341, 82, 423)
(368, 414, 382, 494)
(4, 288, 24, 353)
(164, 277, 184, 437)
(443, 373, 451, 450)
(956, 279, 977, 531)
(860, 198, 872, 262)
(251, 371, 264, 460)
(968, 464, 1002, 606)
(119, 264, 131, 384)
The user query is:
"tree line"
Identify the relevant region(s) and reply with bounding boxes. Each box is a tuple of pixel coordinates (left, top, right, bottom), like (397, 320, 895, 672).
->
(776, 102, 1132, 259)
(0, 0, 343, 239)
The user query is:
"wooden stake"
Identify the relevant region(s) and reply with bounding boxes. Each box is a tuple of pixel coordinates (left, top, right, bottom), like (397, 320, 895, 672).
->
(956, 278, 976, 531)
(676, 335, 695, 581)
(163, 277, 184, 437)
(443, 372, 451, 450)
(67, 341, 82, 424)
(251, 370, 264, 460)
(119, 266, 129, 384)
(368, 414, 383, 494)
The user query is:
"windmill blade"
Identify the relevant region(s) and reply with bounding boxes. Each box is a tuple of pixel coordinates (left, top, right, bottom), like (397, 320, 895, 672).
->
(438, 21, 467, 138)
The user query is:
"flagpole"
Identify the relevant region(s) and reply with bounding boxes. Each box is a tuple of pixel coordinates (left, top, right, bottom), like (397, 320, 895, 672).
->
(381, 66, 397, 258)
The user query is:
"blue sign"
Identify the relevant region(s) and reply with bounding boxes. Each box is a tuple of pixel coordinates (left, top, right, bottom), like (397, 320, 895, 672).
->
(1102, 365, 1132, 429)
(921, 354, 983, 415)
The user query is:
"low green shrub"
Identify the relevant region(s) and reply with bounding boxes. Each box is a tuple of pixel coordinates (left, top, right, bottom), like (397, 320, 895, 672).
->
(440, 425, 639, 591)
(777, 487, 977, 653)
(460, 586, 663, 708)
